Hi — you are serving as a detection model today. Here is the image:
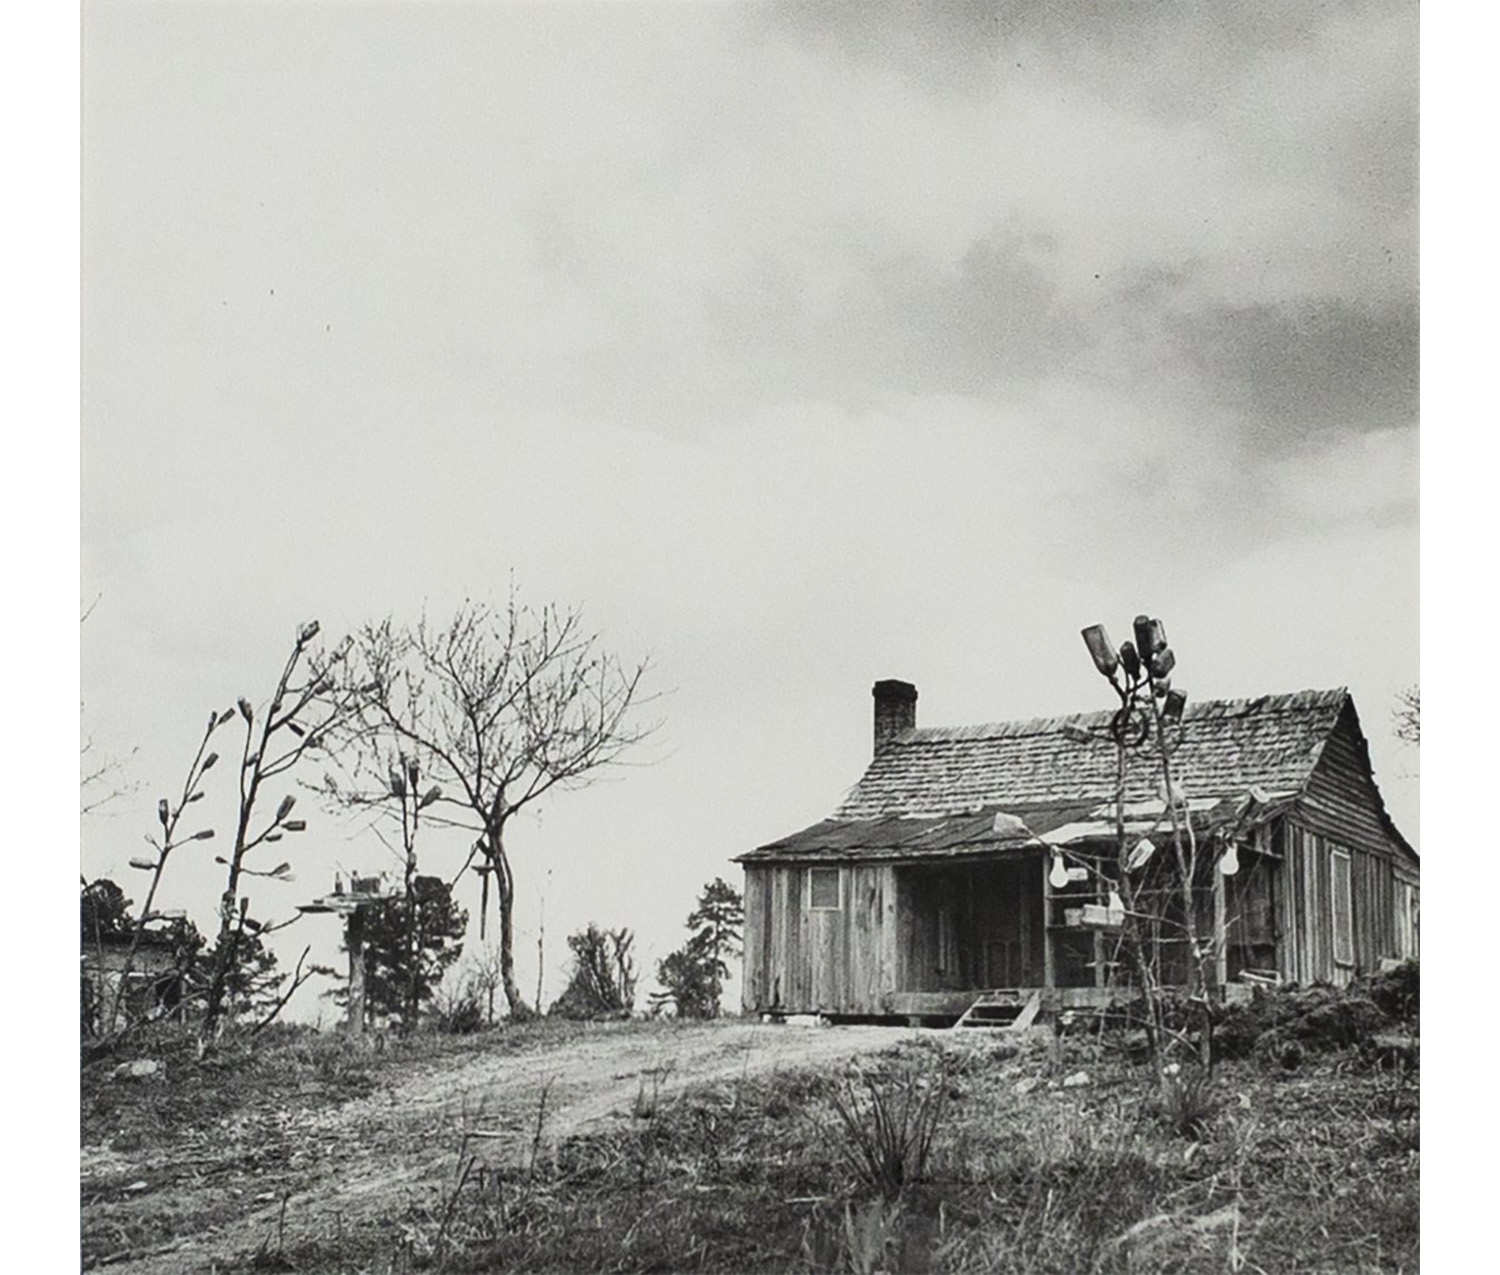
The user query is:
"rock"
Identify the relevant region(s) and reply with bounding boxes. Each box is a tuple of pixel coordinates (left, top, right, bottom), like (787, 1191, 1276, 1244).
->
(1014, 1076, 1042, 1096)
(1062, 1070, 1092, 1088)
(112, 1059, 160, 1081)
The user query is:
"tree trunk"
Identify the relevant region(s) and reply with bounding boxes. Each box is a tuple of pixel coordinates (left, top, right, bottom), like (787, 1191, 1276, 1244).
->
(347, 907, 367, 1034)
(488, 828, 531, 1018)
(403, 846, 419, 1033)
(203, 755, 259, 1040)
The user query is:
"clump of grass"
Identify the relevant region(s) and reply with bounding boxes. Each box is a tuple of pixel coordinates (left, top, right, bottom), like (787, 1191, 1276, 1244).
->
(632, 1062, 675, 1120)
(1154, 1065, 1219, 1140)
(824, 1059, 949, 1198)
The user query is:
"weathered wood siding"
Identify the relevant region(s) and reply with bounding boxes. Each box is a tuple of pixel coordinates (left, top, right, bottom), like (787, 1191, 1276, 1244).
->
(1272, 702, 1418, 985)
(741, 864, 895, 1016)
(1297, 703, 1416, 867)
(1280, 820, 1407, 986)
(742, 857, 1043, 1015)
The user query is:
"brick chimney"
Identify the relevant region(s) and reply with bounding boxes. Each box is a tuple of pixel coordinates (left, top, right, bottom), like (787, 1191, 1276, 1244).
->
(872, 679, 918, 753)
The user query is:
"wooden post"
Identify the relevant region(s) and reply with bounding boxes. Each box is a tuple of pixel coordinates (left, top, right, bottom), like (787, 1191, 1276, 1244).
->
(1041, 853, 1055, 990)
(1213, 849, 1228, 991)
(346, 906, 367, 1035)
(1093, 857, 1107, 989)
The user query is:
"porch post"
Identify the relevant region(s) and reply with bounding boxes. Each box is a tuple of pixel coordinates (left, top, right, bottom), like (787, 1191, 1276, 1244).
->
(1212, 851, 1228, 990)
(1041, 852, 1055, 989)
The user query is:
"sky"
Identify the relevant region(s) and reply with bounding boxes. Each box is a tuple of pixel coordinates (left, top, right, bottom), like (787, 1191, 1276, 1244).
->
(76, 0, 1420, 1023)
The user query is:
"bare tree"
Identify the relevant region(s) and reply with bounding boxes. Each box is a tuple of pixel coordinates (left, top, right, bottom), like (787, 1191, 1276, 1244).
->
(80, 597, 139, 816)
(463, 940, 506, 1027)
(200, 621, 360, 1040)
(101, 711, 225, 1037)
(80, 733, 139, 817)
(345, 593, 654, 1018)
(1394, 685, 1419, 746)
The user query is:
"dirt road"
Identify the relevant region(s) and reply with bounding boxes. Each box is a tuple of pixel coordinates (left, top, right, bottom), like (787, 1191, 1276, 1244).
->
(87, 1021, 916, 1272)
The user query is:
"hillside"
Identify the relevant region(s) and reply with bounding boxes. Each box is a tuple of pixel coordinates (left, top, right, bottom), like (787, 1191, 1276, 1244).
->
(82, 999, 1418, 1274)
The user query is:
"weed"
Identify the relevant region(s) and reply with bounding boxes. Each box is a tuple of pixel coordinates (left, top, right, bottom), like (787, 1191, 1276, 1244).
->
(1154, 1065, 1219, 1140)
(803, 1197, 908, 1275)
(632, 1061, 675, 1120)
(824, 1058, 950, 1198)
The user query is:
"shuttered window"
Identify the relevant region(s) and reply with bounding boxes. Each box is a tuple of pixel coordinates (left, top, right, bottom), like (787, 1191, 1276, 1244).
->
(1396, 881, 1419, 959)
(1331, 849, 1353, 966)
(809, 867, 841, 910)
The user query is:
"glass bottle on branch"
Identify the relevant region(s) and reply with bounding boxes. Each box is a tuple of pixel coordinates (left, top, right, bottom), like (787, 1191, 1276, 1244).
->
(1079, 614, 1214, 1068)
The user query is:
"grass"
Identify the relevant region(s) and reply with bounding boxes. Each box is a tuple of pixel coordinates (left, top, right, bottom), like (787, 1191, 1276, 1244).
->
(258, 1035, 1416, 1274)
(79, 1017, 668, 1270)
(82, 1011, 1419, 1274)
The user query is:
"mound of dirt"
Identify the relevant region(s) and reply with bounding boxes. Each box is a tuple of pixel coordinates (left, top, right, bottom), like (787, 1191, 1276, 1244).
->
(1213, 964, 1417, 1064)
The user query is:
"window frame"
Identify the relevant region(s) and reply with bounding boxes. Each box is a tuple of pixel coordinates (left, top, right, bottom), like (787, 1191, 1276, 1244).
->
(1331, 847, 1354, 967)
(1395, 880, 1419, 959)
(808, 866, 842, 911)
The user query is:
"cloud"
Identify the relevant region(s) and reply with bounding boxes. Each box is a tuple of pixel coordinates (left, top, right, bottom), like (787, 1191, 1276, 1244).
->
(1169, 300, 1418, 441)
(1266, 426, 1419, 526)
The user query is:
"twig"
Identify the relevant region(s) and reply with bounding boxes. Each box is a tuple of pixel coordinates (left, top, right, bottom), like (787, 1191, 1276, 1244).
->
(250, 945, 314, 1036)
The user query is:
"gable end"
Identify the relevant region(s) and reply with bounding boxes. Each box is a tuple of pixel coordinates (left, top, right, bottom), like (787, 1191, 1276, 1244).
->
(1296, 699, 1417, 865)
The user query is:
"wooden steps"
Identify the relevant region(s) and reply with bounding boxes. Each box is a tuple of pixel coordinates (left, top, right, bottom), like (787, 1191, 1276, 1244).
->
(951, 988, 1042, 1032)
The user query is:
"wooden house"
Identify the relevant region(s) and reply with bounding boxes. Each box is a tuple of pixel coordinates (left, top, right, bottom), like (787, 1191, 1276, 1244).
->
(737, 681, 1418, 1023)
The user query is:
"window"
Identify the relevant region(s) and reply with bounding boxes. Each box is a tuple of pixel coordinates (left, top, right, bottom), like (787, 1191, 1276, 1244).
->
(809, 867, 841, 910)
(1331, 849, 1353, 966)
(1396, 881, 1419, 959)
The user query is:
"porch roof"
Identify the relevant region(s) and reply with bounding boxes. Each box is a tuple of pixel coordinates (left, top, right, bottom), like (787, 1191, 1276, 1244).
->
(739, 801, 1087, 864)
(737, 793, 1293, 864)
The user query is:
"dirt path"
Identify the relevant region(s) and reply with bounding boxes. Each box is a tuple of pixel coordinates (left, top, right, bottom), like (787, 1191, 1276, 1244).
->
(87, 1021, 916, 1272)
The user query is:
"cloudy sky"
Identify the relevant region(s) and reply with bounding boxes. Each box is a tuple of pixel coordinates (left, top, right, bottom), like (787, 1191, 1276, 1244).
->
(79, 0, 1419, 1018)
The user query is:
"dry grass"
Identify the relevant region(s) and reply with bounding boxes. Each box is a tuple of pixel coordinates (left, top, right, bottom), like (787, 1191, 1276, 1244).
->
(264, 1034, 1416, 1274)
(82, 1014, 1419, 1274)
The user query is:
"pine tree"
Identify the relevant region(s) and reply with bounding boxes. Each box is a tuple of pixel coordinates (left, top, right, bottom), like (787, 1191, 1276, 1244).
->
(334, 876, 467, 1029)
(656, 877, 744, 1018)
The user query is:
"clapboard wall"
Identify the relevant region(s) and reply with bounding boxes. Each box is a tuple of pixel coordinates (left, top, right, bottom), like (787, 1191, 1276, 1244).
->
(741, 863, 898, 1016)
(1277, 702, 1419, 984)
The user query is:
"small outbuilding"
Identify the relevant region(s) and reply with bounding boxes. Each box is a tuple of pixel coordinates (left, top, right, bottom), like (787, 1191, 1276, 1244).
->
(737, 681, 1418, 1023)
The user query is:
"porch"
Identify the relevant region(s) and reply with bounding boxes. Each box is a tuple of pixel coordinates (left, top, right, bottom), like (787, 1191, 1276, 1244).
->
(881, 839, 1281, 1021)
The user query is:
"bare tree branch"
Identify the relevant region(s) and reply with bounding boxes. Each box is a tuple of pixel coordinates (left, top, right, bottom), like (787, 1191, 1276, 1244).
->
(335, 588, 658, 1018)
(1393, 684, 1419, 746)
(201, 622, 362, 1041)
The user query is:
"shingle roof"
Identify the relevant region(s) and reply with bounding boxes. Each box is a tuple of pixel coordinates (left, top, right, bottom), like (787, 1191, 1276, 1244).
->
(741, 689, 1350, 862)
(835, 688, 1347, 819)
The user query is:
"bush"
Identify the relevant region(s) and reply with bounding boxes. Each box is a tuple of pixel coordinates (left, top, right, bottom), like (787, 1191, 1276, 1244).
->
(1212, 979, 1396, 1063)
(549, 924, 637, 1020)
(437, 994, 485, 1035)
(1361, 959, 1419, 1021)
